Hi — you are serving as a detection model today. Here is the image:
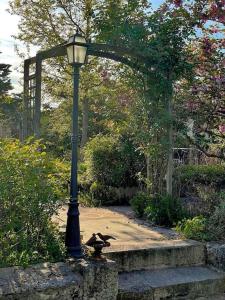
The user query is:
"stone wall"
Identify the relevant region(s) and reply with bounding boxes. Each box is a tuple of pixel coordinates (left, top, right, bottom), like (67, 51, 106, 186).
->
(0, 259, 118, 300)
(206, 243, 225, 271)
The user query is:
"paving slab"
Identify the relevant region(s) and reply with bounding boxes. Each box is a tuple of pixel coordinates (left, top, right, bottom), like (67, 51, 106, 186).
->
(53, 205, 189, 252)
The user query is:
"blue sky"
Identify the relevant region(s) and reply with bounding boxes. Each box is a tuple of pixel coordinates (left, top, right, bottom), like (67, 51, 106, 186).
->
(151, 0, 165, 9)
(0, 0, 22, 92)
(0, 0, 38, 92)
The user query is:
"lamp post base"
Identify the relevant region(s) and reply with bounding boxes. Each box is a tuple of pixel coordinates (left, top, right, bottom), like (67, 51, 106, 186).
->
(65, 201, 84, 259)
(67, 246, 84, 258)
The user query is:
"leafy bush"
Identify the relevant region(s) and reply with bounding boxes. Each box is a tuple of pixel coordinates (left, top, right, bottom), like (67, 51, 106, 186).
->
(90, 181, 119, 206)
(144, 194, 184, 226)
(176, 216, 208, 241)
(174, 165, 225, 216)
(207, 200, 225, 241)
(80, 134, 144, 205)
(176, 195, 225, 241)
(82, 134, 142, 187)
(174, 164, 225, 186)
(0, 139, 69, 267)
(130, 192, 151, 217)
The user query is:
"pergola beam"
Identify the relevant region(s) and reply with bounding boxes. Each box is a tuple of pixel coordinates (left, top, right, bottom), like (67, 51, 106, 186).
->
(23, 42, 148, 139)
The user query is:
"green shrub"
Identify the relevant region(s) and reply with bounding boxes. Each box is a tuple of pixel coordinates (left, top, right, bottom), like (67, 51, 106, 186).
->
(80, 134, 144, 205)
(130, 192, 151, 217)
(82, 134, 142, 187)
(90, 181, 119, 206)
(144, 194, 184, 226)
(0, 139, 69, 267)
(176, 216, 208, 241)
(176, 193, 225, 242)
(174, 164, 225, 186)
(173, 165, 225, 216)
(207, 201, 225, 241)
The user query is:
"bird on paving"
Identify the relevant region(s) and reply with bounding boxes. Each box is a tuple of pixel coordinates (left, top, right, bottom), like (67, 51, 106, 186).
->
(97, 233, 116, 242)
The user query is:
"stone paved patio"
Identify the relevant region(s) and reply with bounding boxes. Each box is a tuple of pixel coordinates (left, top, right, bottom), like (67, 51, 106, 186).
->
(53, 206, 183, 251)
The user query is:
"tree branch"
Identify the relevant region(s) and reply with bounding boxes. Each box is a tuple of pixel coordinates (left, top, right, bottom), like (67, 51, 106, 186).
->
(186, 135, 225, 160)
(57, 0, 85, 35)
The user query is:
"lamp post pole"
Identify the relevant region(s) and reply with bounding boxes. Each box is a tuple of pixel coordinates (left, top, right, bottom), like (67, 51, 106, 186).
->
(65, 31, 87, 258)
(65, 64, 83, 258)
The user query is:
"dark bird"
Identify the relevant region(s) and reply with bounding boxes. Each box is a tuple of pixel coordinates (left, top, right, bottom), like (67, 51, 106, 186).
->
(85, 233, 97, 246)
(97, 233, 116, 242)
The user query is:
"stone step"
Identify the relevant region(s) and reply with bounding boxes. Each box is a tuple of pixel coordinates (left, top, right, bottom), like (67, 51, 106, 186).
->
(118, 266, 225, 300)
(104, 240, 205, 272)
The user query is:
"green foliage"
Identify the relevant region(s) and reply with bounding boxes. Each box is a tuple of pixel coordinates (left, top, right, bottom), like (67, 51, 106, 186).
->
(81, 135, 141, 187)
(174, 165, 225, 217)
(9, 0, 225, 197)
(176, 194, 225, 241)
(41, 100, 72, 157)
(80, 134, 144, 205)
(89, 181, 119, 206)
(0, 59, 12, 96)
(130, 192, 151, 218)
(82, 134, 122, 186)
(0, 139, 69, 267)
(144, 194, 184, 227)
(0, 54, 21, 138)
(130, 192, 184, 226)
(207, 200, 225, 241)
(176, 216, 208, 241)
(0, 93, 23, 138)
(175, 164, 225, 186)
(0, 224, 64, 268)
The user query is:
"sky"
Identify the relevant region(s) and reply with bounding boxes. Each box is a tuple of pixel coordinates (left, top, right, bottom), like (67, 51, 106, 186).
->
(0, 0, 165, 93)
(0, 0, 23, 92)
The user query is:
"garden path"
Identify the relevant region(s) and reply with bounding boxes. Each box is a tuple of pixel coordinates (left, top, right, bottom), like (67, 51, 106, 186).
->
(53, 206, 183, 251)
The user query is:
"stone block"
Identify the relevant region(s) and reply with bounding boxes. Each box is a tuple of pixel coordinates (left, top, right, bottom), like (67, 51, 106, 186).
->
(0, 262, 83, 300)
(106, 240, 205, 272)
(206, 242, 225, 271)
(72, 258, 118, 300)
(0, 259, 118, 300)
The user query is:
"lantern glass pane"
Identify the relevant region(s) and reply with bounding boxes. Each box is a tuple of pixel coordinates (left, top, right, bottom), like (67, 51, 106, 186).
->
(68, 36, 74, 43)
(67, 45, 74, 64)
(74, 46, 87, 64)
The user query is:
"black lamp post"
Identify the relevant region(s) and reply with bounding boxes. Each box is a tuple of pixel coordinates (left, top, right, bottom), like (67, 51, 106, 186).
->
(65, 32, 87, 258)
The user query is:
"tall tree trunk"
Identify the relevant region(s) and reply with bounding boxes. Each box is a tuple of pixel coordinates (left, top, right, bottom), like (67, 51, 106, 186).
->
(81, 97, 89, 148)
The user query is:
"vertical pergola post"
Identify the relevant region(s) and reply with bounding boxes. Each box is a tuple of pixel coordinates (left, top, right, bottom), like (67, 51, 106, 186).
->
(166, 75, 173, 196)
(23, 59, 30, 140)
(34, 54, 42, 138)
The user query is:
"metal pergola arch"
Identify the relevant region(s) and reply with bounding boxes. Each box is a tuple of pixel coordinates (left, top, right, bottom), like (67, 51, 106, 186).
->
(22, 42, 148, 140)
